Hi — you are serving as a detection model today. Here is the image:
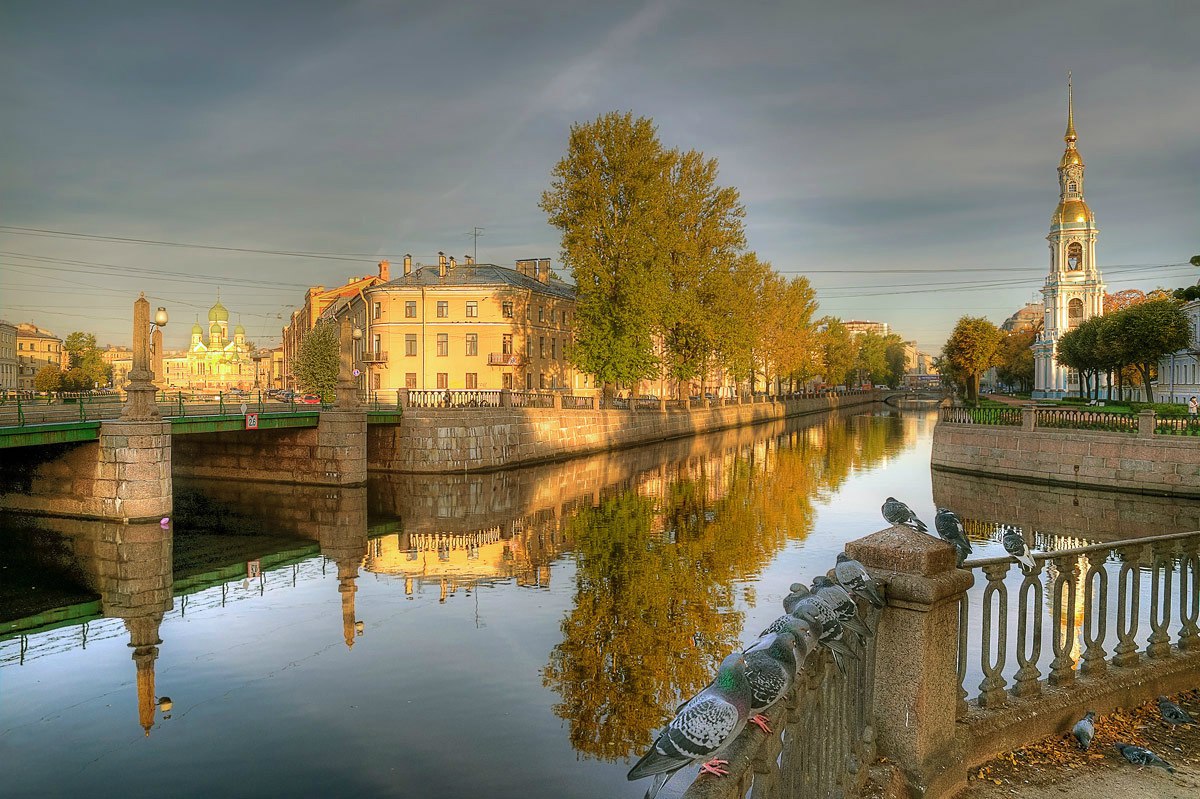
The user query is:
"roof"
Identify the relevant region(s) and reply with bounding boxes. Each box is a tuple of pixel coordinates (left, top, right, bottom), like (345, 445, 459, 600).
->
(372, 263, 576, 301)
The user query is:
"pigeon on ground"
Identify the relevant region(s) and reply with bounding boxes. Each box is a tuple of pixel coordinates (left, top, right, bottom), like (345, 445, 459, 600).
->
(934, 508, 973, 567)
(882, 497, 927, 532)
(742, 633, 799, 734)
(782, 582, 810, 615)
(1002, 528, 1038, 574)
(1158, 696, 1197, 726)
(834, 553, 885, 608)
(1072, 710, 1095, 750)
(811, 576, 873, 640)
(1114, 742, 1175, 774)
(627, 653, 753, 799)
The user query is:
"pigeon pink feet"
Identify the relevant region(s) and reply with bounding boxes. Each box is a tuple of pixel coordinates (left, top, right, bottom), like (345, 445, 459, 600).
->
(699, 758, 730, 776)
(749, 714, 772, 733)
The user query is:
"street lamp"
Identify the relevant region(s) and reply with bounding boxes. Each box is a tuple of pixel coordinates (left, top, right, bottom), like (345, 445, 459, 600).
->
(122, 293, 167, 421)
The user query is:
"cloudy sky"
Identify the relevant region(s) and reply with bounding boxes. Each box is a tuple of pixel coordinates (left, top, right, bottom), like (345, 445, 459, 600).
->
(2, 0, 1197, 353)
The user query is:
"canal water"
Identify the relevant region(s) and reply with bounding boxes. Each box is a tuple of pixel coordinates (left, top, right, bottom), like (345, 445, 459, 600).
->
(2, 407, 1197, 798)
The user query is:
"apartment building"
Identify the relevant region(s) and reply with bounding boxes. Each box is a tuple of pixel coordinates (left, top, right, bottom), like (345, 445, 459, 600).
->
(0, 320, 17, 391)
(16, 322, 64, 390)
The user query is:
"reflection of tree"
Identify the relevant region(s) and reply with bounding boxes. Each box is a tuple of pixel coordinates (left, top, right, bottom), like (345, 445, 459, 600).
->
(542, 411, 910, 761)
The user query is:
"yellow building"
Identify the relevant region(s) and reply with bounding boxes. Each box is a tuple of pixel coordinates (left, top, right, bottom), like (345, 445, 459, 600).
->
(334, 254, 587, 393)
(282, 268, 386, 391)
(16, 322, 64, 390)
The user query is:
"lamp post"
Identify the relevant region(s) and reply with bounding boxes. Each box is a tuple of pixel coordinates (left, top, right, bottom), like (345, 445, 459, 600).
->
(335, 316, 363, 409)
(122, 294, 167, 420)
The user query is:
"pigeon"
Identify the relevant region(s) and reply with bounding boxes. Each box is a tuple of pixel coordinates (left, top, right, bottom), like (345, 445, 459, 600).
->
(627, 653, 753, 799)
(775, 595, 859, 675)
(1002, 528, 1038, 574)
(742, 633, 799, 734)
(1072, 710, 1095, 750)
(882, 497, 927, 532)
(782, 582, 810, 615)
(1158, 696, 1197, 726)
(834, 553, 885, 608)
(1114, 743, 1175, 774)
(811, 576, 873, 640)
(934, 508, 973, 567)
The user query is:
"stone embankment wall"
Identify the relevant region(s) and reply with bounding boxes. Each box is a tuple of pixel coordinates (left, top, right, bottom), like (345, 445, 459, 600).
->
(368, 393, 878, 473)
(931, 421, 1200, 498)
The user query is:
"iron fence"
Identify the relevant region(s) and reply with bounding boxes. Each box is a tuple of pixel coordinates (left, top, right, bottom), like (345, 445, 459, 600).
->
(633, 397, 662, 411)
(1155, 415, 1200, 436)
(1033, 408, 1138, 433)
(957, 530, 1200, 714)
(939, 406, 1023, 426)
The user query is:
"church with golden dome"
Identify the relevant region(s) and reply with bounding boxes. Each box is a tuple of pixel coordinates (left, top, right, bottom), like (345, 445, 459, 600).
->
(160, 294, 255, 392)
(1032, 76, 1106, 398)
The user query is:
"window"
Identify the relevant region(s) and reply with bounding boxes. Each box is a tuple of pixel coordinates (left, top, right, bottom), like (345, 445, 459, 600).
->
(551, 338, 557, 359)
(539, 373, 546, 389)
(437, 301, 448, 318)
(526, 337, 533, 358)
(538, 306, 545, 322)
(405, 334, 417, 356)
(465, 373, 478, 389)
(563, 312, 570, 327)
(502, 334, 513, 355)
(1068, 181, 1078, 194)
(437, 333, 448, 356)
(406, 372, 417, 388)
(405, 301, 417, 318)
(466, 301, 478, 318)
(503, 373, 512, 389)
(437, 373, 448, 389)
(539, 337, 545, 358)
(372, 333, 381, 356)
(1067, 298, 1084, 330)
(372, 302, 382, 320)
(526, 373, 533, 389)
(1067, 242, 1083, 271)
(372, 373, 381, 390)
(502, 302, 513, 318)
(465, 334, 478, 356)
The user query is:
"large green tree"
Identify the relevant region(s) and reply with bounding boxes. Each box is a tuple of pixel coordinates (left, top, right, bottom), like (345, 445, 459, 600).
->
(1056, 317, 1107, 399)
(293, 321, 339, 400)
(819, 318, 857, 387)
(942, 316, 1002, 404)
(33, 365, 63, 394)
(64, 331, 111, 388)
(1099, 298, 1192, 401)
(995, 330, 1035, 393)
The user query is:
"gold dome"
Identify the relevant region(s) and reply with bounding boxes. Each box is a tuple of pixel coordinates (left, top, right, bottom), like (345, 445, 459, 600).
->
(1051, 198, 1095, 227)
(1059, 147, 1083, 168)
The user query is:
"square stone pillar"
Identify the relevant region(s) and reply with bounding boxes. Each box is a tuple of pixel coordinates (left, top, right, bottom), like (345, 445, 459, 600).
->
(846, 525, 973, 798)
(316, 409, 367, 486)
(1022, 406, 1036, 430)
(1138, 410, 1156, 439)
(96, 420, 172, 522)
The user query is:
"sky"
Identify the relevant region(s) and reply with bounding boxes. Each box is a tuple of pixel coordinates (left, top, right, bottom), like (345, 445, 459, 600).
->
(1, 0, 1197, 354)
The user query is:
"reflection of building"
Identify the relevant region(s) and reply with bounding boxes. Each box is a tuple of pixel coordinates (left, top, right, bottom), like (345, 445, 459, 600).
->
(16, 322, 64, 390)
(1033, 77, 1106, 399)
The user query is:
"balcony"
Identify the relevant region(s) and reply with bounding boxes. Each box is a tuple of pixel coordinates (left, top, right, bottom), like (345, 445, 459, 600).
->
(488, 353, 522, 367)
(360, 350, 388, 364)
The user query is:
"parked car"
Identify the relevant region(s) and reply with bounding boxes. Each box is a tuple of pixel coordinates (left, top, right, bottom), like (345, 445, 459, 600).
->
(299, 394, 322, 404)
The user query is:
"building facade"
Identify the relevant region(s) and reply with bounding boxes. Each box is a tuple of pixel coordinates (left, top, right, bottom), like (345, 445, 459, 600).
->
(328, 255, 583, 394)
(1001, 303, 1044, 334)
(843, 320, 890, 338)
(16, 323, 64, 391)
(1156, 299, 1200, 404)
(1032, 77, 1106, 399)
(0, 320, 17, 391)
(282, 266, 386, 391)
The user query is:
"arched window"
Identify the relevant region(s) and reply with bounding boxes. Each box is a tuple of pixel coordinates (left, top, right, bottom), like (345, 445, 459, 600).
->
(1068, 181, 1078, 194)
(1067, 242, 1083, 270)
(1068, 298, 1084, 330)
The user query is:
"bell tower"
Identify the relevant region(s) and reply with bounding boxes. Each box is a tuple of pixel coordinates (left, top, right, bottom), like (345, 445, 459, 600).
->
(1032, 74, 1106, 399)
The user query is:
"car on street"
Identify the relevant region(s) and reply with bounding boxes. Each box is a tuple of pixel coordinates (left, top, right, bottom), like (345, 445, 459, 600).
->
(299, 394, 322, 404)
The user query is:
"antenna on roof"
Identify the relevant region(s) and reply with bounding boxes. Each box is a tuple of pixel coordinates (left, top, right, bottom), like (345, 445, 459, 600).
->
(464, 227, 484, 264)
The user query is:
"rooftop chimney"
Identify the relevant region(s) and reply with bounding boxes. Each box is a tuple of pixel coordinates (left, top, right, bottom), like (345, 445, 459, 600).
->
(438, 251, 447, 278)
(449, 256, 457, 270)
(465, 254, 473, 265)
(378, 259, 390, 281)
(538, 258, 550, 284)
(403, 254, 412, 276)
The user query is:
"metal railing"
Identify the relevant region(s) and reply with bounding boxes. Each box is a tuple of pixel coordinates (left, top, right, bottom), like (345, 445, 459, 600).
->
(1034, 408, 1138, 433)
(1155, 415, 1200, 436)
(682, 632, 877, 798)
(633, 397, 662, 411)
(957, 529, 1200, 714)
(940, 406, 1023, 426)
(406, 389, 502, 408)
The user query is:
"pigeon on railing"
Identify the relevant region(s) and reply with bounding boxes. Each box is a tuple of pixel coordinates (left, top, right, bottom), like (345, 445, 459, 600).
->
(1158, 696, 1197, 726)
(1114, 742, 1175, 774)
(782, 582, 810, 615)
(934, 508, 973, 567)
(772, 594, 858, 675)
(742, 633, 799, 734)
(1072, 710, 1095, 750)
(882, 497, 927, 532)
(834, 553, 885, 608)
(811, 576, 873, 639)
(1002, 527, 1038, 574)
(627, 653, 752, 799)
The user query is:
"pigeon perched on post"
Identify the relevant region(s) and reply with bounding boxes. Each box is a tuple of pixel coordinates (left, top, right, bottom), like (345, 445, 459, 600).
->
(1072, 710, 1095, 750)
(834, 553, 885, 608)
(1114, 742, 1175, 774)
(742, 633, 799, 734)
(773, 594, 858, 675)
(1002, 527, 1038, 574)
(1158, 695, 1197, 725)
(811, 576, 873, 640)
(934, 508, 973, 567)
(627, 653, 753, 799)
(882, 497, 927, 532)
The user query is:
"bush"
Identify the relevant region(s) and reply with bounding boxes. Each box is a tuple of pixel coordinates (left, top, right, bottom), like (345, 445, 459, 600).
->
(1129, 401, 1189, 417)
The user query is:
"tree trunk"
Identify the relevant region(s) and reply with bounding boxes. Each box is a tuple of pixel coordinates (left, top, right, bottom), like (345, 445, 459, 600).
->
(1139, 363, 1154, 402)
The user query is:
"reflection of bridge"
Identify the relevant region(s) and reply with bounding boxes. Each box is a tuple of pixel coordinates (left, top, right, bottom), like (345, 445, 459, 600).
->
(880, 389, 947, 407)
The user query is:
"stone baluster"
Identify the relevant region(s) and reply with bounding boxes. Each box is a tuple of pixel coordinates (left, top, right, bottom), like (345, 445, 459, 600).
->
(1112, 545, 1142, 667)
(977, 561, 1010, 707)
(1047, 555, 1079, 687)
(1080, 555, 1109, 677)
(1147, 539, 1175, 659)
(1011, 572, 1044, 697)
(1179, 538, 1200, 651)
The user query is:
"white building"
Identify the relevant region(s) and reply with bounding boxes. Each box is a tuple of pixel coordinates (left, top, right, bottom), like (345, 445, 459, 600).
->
(1032, 77, 1106, 399)
(1156, 299, 1200, 404)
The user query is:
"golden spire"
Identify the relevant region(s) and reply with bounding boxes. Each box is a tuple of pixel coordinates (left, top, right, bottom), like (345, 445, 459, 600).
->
(1064, 71, 1077, 144)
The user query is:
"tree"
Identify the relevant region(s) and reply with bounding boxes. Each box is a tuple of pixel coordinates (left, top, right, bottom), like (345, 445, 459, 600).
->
(1056, 317, 1107, 399)
(884, 337, 908, 388)
(33, 365, 63, 394)
(293, 321, 339, 400)
(63, 331, 111, 388)
(1099, 298, 1191, 401)
(942, 316, 1002, 404)
(995, 330, 1035, 393)
(819, 318, 856, 387)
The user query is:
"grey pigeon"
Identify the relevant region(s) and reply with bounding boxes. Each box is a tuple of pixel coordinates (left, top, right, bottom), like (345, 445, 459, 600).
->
(765, 614, 820, 666)
(1072, 710, 1095, 750)
(811, 576, 873, 640)
(834, 553, 885, 608)
(782, 582, 810, 615)
(882, 497, 927, 532)
(780, 594, 858, 675)
(627, 653, 752, 799)
(1158, 695, 1197, 725)
(934, 508, 973, 567)
(1002, 528, 1038, 574)
(742, 633, 799, 734)
(1114, 742, 1175, 774)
